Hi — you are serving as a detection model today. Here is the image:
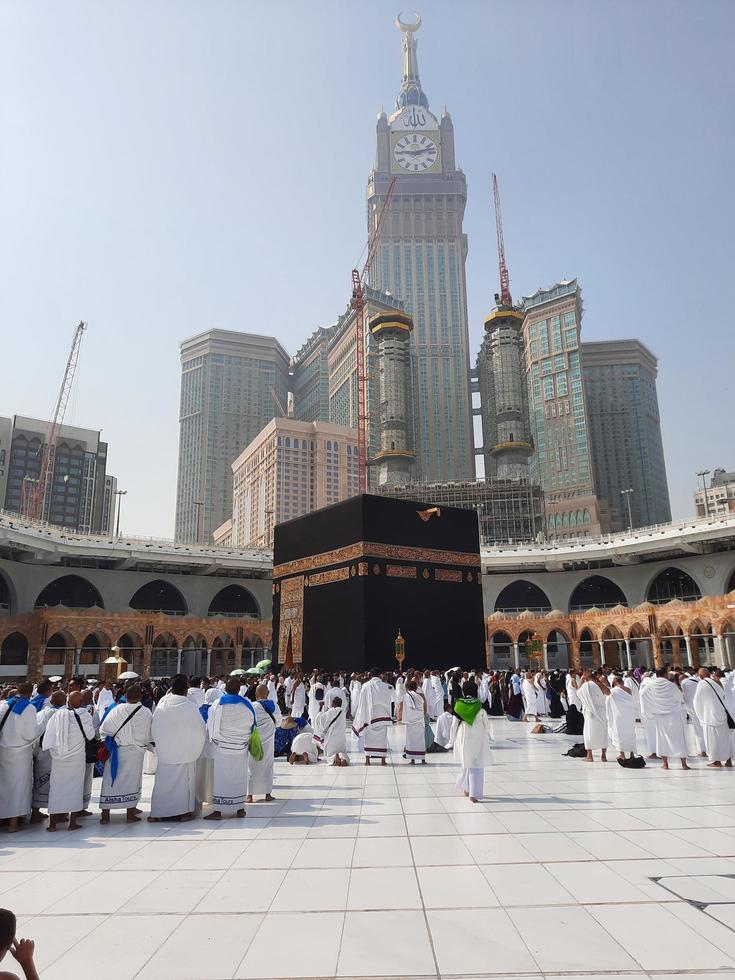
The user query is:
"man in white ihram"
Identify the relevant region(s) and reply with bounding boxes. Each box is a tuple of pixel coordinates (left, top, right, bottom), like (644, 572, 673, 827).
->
(313, 695, 348, 765)
(352, 667, 393, 765)
(577, 670, 609, 763)
(99, 683, 153, 824)
(681, 670, 707, 756)
(149, 674, 206, 822)
(205, 678, 254, 819)
(0, 684, 38, 834)
(640, 668, 690, 770)
(693, 667, 733, 768)
(606, 677, 637, 761)
(247, 683, 281, 803)
(44, 690, 96, 832)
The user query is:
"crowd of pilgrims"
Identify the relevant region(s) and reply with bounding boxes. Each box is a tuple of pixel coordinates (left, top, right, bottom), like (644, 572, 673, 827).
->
(1, 662, 734, 835)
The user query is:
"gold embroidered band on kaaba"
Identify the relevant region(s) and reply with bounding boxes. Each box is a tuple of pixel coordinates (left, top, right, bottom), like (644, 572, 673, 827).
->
(273, 540, 481, 580)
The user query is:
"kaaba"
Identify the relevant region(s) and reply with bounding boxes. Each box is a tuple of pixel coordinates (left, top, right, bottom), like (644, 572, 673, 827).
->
(272, 493, 486, 673)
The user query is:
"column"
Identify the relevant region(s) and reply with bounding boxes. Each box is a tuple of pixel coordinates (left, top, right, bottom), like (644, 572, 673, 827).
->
(683, 634, 693, 667)
(143, 644, 152, 678)
(512, 642, 520, 669)
(671, 636, 682, 670)
(713, 634, 725, 668)
(234, 645, 243, 670)
(651, 632, 664, 670)
(542, 642, 549, 669)
(206, 648, 212, 676)
(624, 637, 632, 669)
(176, 648, 182, 674)
(596, 639, 604, 668)
(570, 639, 581, 671)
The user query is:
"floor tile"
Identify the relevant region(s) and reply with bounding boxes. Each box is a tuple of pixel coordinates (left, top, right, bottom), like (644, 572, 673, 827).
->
(348, 865, 422, 909)
(270, 867, 350, 911)
(417, 864, 499, 908)
(236, 910, 344, 978)
(410, 834, 474, 865)
(352, 835, 413, 867)
(509, 905, 639, 972)
(194, 868, 286, 913)
(428, 908, 536, 975)
(337, 910, 435, 977)
(137, 913, 263, 979)
(291, 836, 355, 868)
(481, 862, 575, 906)
(545, 860, 653, 904)
(120, 869, 222, 913)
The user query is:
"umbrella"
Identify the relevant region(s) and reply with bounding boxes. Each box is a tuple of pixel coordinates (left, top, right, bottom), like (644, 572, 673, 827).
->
(229, 668, 247, 676)
(248, 666, 264, 676)
(119, 671, 139, 680)
(256, 659, 272, 670)
(49, 676, 62, 682)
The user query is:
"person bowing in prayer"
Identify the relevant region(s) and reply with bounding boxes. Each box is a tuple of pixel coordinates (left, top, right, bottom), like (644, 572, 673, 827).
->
(149, 674, 207, 822)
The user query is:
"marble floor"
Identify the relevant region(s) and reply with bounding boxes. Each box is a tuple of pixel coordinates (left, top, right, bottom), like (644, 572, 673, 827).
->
(4, 720, 735, 979)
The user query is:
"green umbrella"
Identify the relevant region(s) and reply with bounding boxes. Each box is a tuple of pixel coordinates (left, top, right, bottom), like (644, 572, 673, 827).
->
(256, 659, 272, 670)
(229, 668, 247, 676)
(249, 666, 264, 676)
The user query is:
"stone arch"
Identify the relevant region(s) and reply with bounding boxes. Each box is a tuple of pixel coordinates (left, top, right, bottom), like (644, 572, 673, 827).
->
(129, 580, 188, 615)
(579, 627, 597, 667)
(658, 621, 685, 669)
(569, 576, 628, 612)
(727, 566, 735, 595)
(601, 624, 624, 669)
(44, 629, 75, 667)
(628, 622, 653, 669)
(0, 569, 15, 615)
(0, 631, 28, 668)
(181, 632, 208, 678)
(489, 630, 513, 669)
(208, 584, 260, 619)
(211, 633, 236, 677)
(646, 566, 702, 605)
(115, 631, 144, 655)
(546, 628, 570, 668)
(150, 631, 180, 678)
(79, 629, 112, 667)
(494, 580, 552, 613)
(35, 574, 104, 610)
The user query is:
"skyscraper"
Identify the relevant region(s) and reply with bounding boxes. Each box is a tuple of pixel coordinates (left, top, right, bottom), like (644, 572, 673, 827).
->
(522, 280, 603, 538)
(367, 14, 473, 483)
(174, 329, 290, 543)
(581, 340, 671, 530)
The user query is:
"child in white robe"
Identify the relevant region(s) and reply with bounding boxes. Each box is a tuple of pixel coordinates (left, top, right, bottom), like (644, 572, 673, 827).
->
(451, 688, 492, 803)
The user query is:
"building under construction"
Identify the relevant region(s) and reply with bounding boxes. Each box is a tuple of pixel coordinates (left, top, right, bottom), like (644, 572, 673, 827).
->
(375, 478, 545, 546)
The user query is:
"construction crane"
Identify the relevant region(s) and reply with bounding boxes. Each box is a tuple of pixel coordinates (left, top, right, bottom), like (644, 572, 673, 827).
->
(351, 176, 396, 493)
(22, 320, 86, 521)
(492, 173, 512, 308)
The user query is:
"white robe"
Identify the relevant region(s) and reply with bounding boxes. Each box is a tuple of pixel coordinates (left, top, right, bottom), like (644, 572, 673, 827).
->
(99, 702, 153, 809)
(606, 686, 637, 753)
(96, 688, 115, 717)
(429, 677, 444, 719)
(681, 676, 706, 753)
(150, 693, 206, 817)
(352, 677, 392, 758)
(206, 699, 253, 812)
(639, 677, 658, 754)
(577, 680, 609, 750)
(187, 687, 205, 708)
(44, 706, 95, 813)
(566, 675, 582, 710)
(640, 677, 688, 759)
(307, 683, 325, 722)
(33, 703, 60, 808)
(534, 674, 548, 715)
(694, 678, 732, 763)
(248, 700, 281, 795)
(291, 730, 317, 762)
(435, 711, 454, 748)
(522, 679, 538, 716)
(450, 711, 492, 769)
(326, 685, 349, 711)
(623, 675, 642, 718)
(403, 692, 426, 758)
(313, 705, 347, 760)
(0, 701, 38, 819)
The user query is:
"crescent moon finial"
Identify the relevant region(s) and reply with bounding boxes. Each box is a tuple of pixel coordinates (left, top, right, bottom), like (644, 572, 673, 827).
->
(395, 11, 422, 33)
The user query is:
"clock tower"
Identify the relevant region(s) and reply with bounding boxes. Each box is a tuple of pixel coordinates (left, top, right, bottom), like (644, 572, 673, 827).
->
(368, 14, 473, 483)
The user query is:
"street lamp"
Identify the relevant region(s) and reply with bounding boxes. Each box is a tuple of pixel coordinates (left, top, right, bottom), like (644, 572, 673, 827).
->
(115, 489, 127, 536)
(696, 470, 711, 517)
(620, 488, 635, 530)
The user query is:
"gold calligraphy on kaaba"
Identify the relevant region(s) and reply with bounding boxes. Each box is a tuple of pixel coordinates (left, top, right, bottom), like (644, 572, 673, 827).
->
(278, 575, 304, 664)
(307, 566, 350, 588)
(387, 564, 417, 579)
(273, 540, 480, 579)
(435, 568, 463, 583)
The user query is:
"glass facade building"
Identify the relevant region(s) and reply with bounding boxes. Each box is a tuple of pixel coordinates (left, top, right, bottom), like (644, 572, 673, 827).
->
(174, 330, 291, 543)
(581, 340, 671, 530)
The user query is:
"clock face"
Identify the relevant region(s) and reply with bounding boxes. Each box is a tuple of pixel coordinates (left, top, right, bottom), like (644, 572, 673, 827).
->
(393, 133, 438, 172)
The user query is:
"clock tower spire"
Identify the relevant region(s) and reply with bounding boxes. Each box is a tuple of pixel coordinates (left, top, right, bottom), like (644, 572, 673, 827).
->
(395, 12, 429, 109)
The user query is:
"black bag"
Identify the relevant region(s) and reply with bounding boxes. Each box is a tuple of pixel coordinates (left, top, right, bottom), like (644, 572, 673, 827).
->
(617, 755, 646, 769)
(564, 742, 587, 758)
(73, 710, 102, 764)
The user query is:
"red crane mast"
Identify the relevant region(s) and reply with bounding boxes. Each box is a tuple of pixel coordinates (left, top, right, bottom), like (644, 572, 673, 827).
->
(351, 176, 396, 493)
(22, 320, 86, 521)
(492, 173, 512, 308)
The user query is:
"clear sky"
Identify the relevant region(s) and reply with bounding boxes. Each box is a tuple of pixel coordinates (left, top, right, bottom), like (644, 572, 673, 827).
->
(2, 0, 733, 537)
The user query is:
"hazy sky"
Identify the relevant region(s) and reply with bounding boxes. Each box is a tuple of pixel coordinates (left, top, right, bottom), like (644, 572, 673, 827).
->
(2, 0, 733, 537)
